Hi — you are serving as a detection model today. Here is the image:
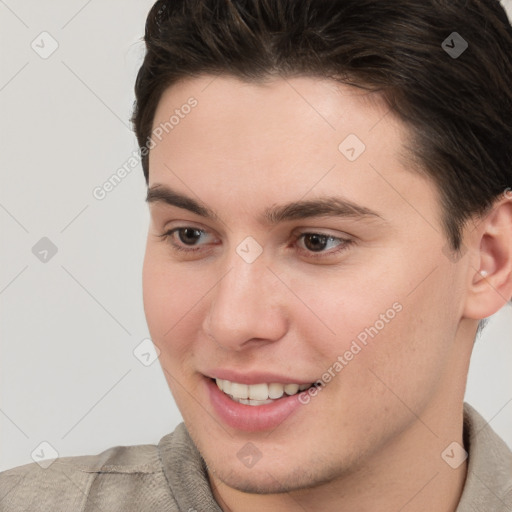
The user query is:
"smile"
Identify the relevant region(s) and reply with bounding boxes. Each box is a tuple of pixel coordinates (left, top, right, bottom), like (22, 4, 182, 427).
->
(215, 378, 313, 406)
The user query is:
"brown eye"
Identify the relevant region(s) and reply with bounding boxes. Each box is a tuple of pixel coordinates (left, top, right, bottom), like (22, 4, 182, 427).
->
(157, 226, 213, 254)
(302, 234, 330, 252)
(294, 232, 353, 259)
(177, 228, 203, 245)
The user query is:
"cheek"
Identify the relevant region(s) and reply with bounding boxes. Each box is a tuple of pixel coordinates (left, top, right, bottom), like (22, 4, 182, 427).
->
(297, 257, 453, 403)
(142, 248, 200, 355)
(285, 264, 403, 357)
(142, 251, 170, 341)
(336, 273, 457, 419)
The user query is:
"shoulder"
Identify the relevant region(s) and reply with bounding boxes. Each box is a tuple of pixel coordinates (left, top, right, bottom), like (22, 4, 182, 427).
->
(0, 431, 180, 512)
(457, 403, 512, 511)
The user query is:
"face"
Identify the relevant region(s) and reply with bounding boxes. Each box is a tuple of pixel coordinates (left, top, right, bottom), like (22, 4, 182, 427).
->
(142, 75, 470, 493)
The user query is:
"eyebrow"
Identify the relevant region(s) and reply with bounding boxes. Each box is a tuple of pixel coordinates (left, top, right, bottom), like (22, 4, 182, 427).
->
(146, 184, 384, 225)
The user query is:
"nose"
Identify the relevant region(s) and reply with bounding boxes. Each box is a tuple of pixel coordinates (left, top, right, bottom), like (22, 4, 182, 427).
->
(202, 250, 288, 351)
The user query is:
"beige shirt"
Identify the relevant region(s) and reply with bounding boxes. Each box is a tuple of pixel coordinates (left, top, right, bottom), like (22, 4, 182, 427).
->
(1, 402, 511, 511)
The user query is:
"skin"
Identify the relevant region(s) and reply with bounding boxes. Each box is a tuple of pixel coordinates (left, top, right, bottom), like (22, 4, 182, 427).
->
(142, 75, 512, 512)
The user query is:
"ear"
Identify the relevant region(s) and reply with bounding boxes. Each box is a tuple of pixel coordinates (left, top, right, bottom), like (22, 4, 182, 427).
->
(463, 192, 512, 320)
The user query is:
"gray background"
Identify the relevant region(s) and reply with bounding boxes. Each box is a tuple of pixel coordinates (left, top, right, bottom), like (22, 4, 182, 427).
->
(1, 0, 511, 471)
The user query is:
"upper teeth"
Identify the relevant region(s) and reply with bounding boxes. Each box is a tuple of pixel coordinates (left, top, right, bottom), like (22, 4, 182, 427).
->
(215, 379, 311, 401)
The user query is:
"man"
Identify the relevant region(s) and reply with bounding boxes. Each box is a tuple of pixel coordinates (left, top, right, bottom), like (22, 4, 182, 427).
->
(1, 0, 511, 510)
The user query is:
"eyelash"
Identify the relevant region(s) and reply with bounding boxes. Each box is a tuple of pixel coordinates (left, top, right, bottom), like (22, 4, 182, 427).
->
(157, 227, 354, 259)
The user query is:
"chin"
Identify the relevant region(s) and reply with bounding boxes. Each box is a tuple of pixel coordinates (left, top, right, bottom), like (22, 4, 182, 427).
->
(216, 473, 292, 495)
(208, 456, 345, 495)
(212, 468, 310, 495)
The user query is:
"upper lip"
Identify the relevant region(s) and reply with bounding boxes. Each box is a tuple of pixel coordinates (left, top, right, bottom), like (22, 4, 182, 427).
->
(203, 369, 315, 385)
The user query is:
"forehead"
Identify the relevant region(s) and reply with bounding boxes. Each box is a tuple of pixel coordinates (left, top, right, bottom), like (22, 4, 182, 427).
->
(148, 75, 436, 227)
(150, 75, 401, 167)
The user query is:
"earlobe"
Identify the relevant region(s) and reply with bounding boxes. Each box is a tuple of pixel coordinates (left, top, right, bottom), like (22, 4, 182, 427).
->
(463, 197, 512, 320)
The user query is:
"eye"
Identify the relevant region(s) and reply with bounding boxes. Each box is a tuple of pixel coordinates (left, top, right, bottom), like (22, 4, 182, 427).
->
(157, 227, 216, 253)
(294, 232, 353, 259)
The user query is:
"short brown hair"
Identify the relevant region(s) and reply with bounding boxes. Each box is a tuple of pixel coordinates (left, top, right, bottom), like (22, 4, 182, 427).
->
(132, 0, 512, 253)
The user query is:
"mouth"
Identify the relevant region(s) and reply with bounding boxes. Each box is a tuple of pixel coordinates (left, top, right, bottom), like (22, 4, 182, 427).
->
(213, 378, 314, 406)
(203, 371, 320, 431)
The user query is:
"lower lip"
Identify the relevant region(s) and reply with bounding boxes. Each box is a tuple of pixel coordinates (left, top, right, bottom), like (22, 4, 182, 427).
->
(205, 378, 308, 432)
